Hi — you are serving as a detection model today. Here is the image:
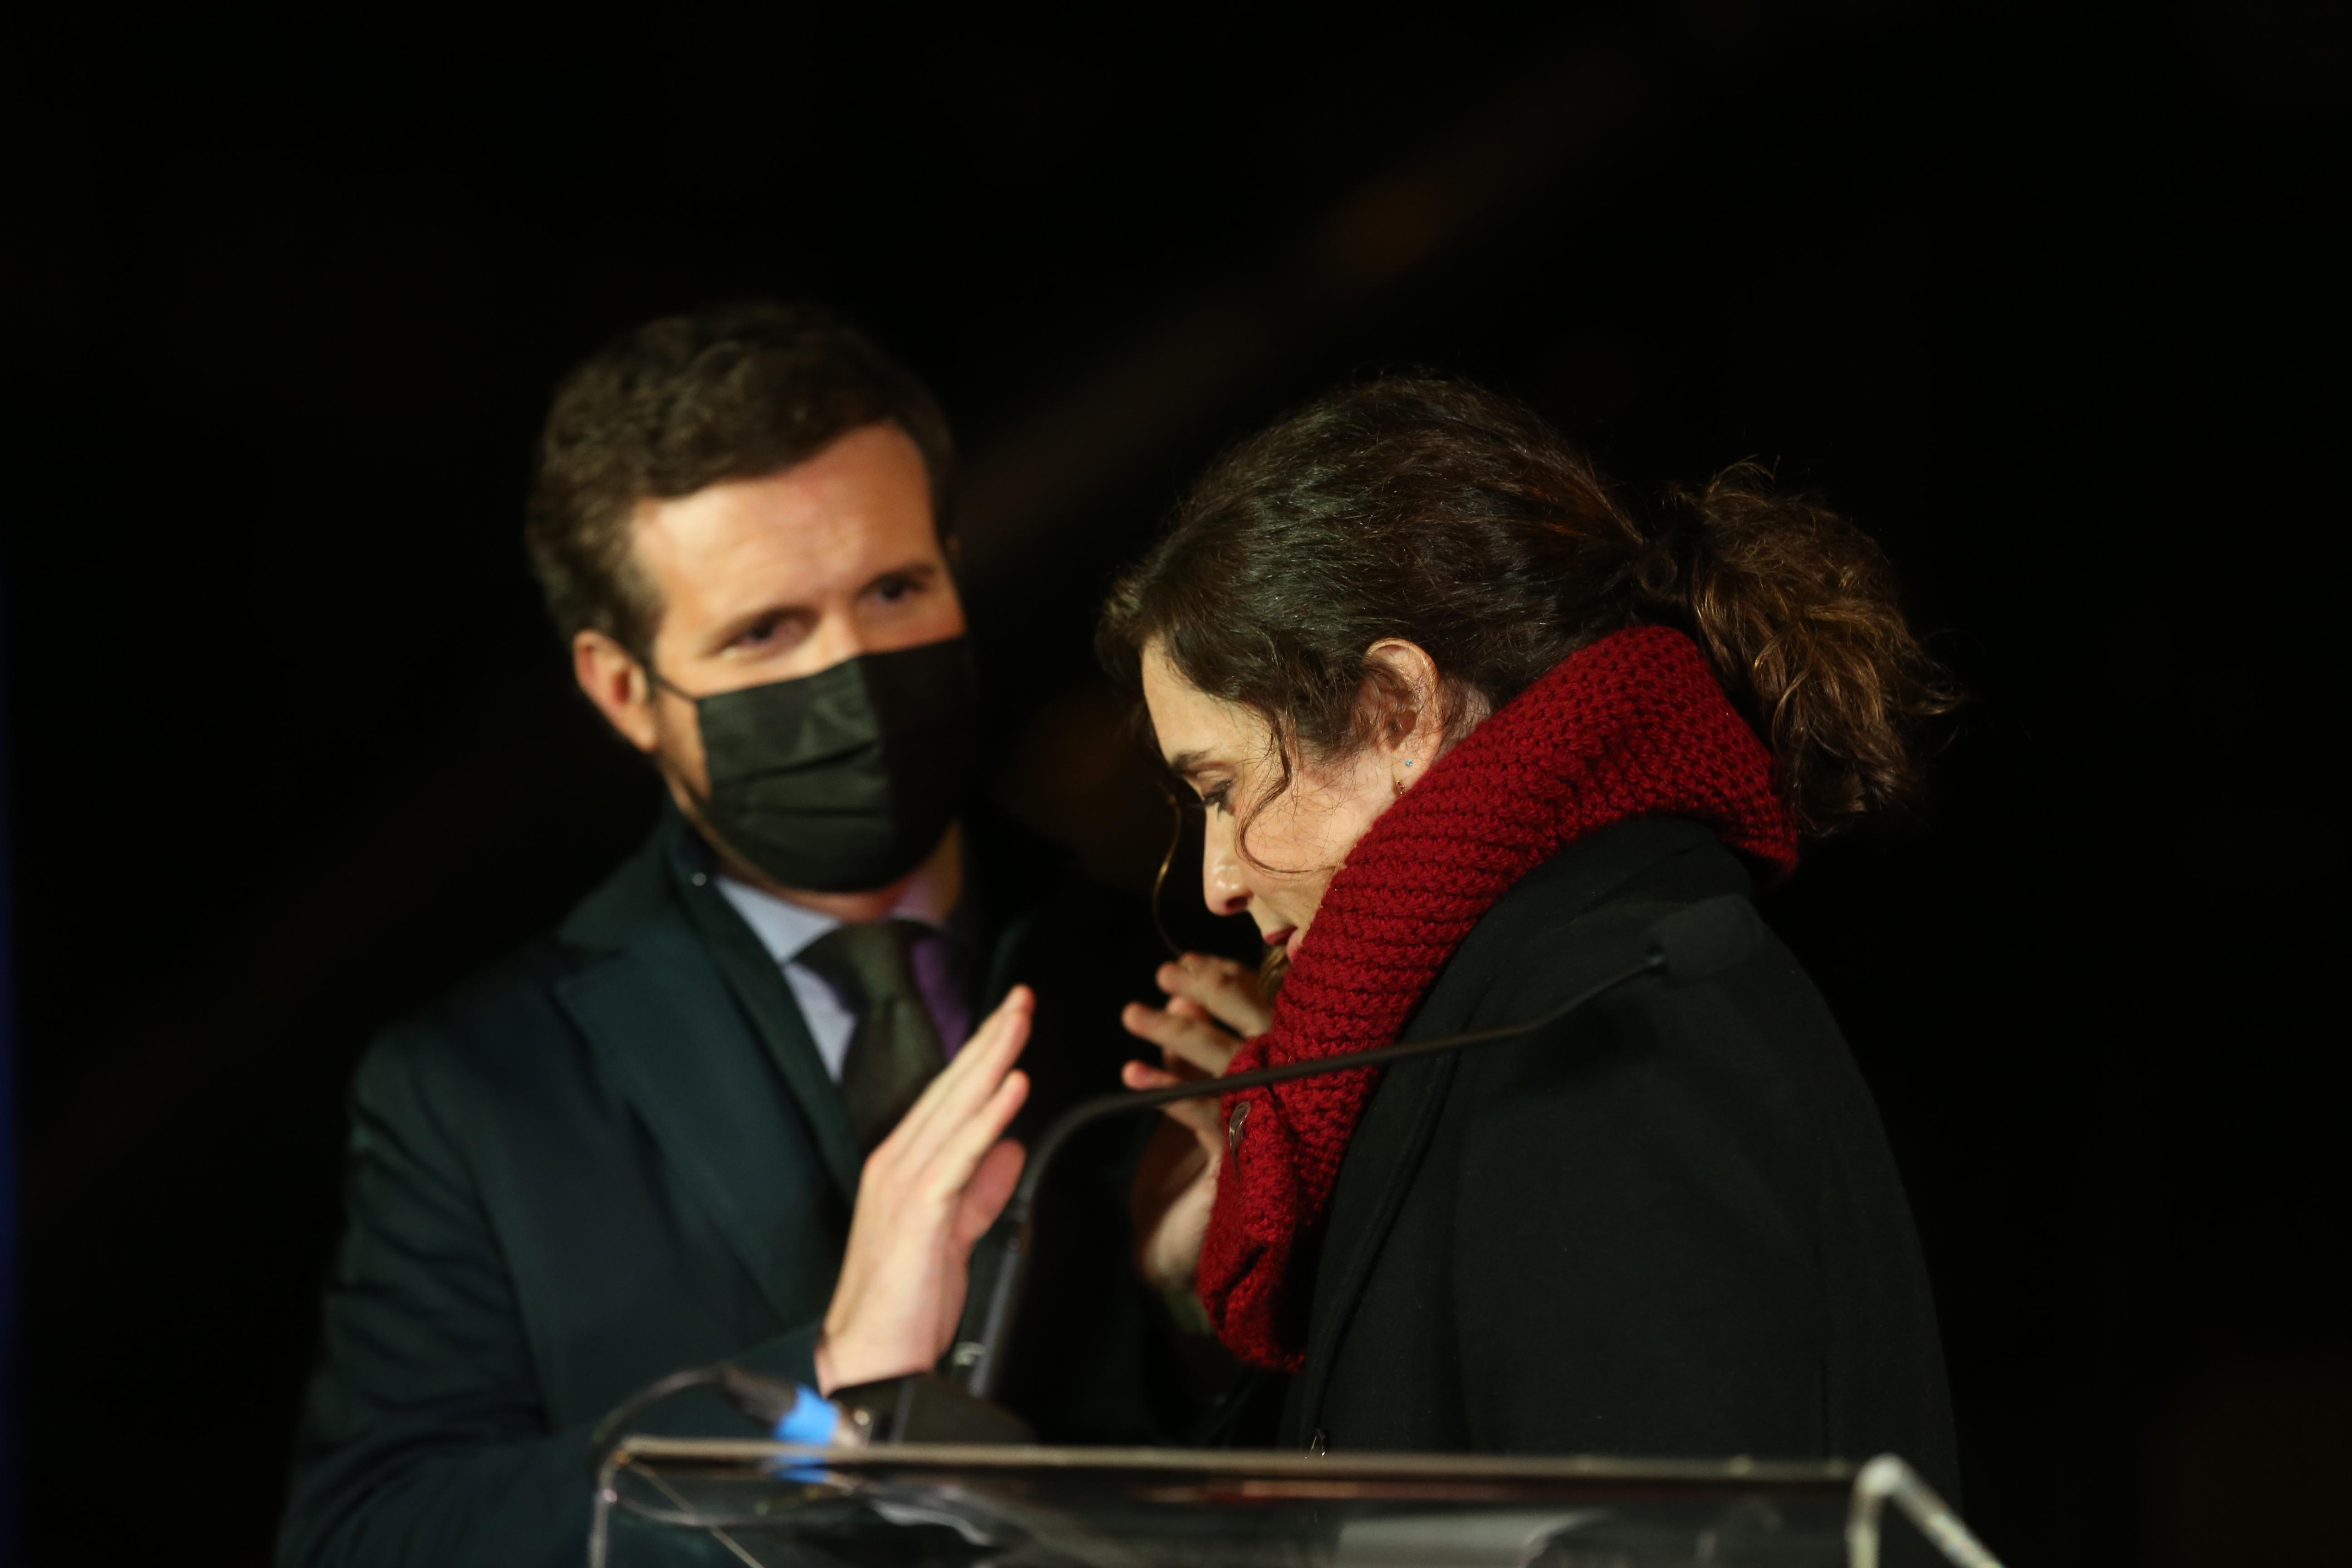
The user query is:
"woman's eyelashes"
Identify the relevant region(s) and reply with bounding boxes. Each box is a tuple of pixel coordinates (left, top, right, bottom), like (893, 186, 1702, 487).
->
(1195, 781, 1234, 816)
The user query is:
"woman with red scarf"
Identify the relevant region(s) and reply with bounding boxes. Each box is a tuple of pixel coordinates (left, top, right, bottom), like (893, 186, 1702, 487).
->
(1105, 376, 1961, 1485)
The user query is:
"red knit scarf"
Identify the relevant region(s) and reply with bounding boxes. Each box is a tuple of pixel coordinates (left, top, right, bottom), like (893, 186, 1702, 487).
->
(1197, 625, 1799, 1370)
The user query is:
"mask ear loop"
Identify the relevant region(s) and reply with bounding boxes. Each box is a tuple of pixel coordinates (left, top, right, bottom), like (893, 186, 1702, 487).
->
(641, 659, 707, 715)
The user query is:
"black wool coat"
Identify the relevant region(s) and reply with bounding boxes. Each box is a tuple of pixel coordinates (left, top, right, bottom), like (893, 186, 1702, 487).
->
(278, 804, 1176, 1568)
(1276, 816, 1959, 1495)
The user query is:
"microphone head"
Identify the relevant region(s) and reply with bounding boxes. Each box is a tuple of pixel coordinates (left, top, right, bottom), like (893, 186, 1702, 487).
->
(1650, 896, 1766, 986)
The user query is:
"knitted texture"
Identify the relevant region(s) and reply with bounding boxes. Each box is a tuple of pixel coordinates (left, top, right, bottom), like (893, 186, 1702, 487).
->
(1197, 625, 1798, 1370)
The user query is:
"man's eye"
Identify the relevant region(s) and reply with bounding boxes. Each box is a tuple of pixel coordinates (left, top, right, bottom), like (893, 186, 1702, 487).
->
(733, 613, 801, 650)
(872, 574, 919, 604)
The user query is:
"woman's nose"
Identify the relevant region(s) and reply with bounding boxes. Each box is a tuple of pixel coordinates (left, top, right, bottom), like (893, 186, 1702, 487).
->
(1201, 823, 1252, 917)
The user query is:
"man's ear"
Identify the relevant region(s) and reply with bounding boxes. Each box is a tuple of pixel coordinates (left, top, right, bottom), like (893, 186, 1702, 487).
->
(573, 631, 661, 753)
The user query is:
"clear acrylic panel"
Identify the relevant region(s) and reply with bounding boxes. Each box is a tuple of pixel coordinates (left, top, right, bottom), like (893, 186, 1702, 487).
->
(590, 1441, 1994, 1568)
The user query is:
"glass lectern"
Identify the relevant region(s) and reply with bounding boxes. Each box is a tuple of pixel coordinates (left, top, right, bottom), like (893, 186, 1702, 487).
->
(592, 1440, 1998, 1567)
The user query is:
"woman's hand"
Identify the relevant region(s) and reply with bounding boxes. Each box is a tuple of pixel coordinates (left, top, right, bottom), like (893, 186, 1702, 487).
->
(813, 987, 1034, 1394)
(1120, 955, 1273, 1295)
(1122, 953, 1272, 1078)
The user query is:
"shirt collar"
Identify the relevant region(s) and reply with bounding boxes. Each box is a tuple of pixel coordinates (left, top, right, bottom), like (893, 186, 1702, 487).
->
(714, 872, 954, 968)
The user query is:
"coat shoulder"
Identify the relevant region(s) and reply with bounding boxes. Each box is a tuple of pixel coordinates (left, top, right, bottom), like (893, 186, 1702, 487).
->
(1426, 815, 1758, 1027)
(347, 933, 595, 1152)
(353, 823, 678, 1127)
(1437, 816, 1843, 1133)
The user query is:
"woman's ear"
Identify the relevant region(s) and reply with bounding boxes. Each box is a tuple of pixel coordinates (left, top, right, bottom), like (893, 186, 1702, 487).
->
(1361, 639, 1448, 772)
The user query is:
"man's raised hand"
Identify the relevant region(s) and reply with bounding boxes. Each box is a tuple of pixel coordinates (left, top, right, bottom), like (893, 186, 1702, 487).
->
(813, 986, 1034, 1393)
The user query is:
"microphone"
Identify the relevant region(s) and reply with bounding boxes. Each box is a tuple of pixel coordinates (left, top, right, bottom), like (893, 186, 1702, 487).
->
(956, 893, 1764, 1402)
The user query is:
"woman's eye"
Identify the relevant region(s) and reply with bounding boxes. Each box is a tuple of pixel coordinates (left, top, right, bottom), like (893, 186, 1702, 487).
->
(1200, 784, 1233, 815)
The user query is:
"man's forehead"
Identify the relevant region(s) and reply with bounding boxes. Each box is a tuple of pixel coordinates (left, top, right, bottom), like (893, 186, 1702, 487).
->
(631, 436, 939, 609)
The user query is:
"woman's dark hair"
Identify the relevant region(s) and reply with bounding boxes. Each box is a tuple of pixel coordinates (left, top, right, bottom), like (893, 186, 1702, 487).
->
(1098, 376, 1957, 839)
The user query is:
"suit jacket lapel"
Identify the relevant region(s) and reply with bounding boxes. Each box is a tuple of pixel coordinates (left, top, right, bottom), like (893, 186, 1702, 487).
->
(670, 875, 864, 1200)
(557, 918, 844, 1323)
(553, 809, 860, 1322)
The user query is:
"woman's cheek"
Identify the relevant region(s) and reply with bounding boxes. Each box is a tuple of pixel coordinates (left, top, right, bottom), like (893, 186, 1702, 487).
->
(1265, 851, 1343, 927)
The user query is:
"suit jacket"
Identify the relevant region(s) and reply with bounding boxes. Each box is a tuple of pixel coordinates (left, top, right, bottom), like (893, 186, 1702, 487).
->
(1278, 816, 1960, 1495)
(278, 804, 1172, 1568)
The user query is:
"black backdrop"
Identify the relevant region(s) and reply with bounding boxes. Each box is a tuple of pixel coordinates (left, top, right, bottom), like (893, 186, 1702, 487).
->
(5, 8, 2346, 1564)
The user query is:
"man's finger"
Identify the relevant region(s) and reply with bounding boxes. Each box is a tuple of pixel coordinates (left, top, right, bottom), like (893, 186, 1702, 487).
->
(893, 987, 1033, 1155)
(917, 1068, 1030, 1205)
(880, 1000, 1010, 1161)
(897, 1029, 1027, 1177)
(953, 1139, 1027, 1249)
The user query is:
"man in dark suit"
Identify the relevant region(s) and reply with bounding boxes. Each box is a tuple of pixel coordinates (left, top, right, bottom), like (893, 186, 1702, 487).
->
(278, 303, 1172, 1567)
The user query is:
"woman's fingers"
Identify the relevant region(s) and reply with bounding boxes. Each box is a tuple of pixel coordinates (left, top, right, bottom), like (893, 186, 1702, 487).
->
(1122, 1060, 1224, 1140)
(1121, 1001, 1242, 1077)
(1122, 1060, 1178, 1090)
(1131, 1113, 1222, 1294)
(1132, 1116, 1208, 1210)
(1158, 954, 1275, 1038)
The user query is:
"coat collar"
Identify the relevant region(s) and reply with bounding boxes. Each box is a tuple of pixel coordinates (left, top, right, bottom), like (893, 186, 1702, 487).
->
(556, 806, 686, 953)
(560, 798, 1058, 979)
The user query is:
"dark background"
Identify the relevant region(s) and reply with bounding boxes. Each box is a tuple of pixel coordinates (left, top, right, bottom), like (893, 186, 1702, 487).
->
(5, 5, 2346, 1563)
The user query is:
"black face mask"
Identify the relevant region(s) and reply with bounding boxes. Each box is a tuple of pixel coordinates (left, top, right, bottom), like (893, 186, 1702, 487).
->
(666, 636, 978, 893)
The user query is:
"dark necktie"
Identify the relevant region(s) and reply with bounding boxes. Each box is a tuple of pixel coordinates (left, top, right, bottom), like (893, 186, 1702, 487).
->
(797, 920, 947, 1151)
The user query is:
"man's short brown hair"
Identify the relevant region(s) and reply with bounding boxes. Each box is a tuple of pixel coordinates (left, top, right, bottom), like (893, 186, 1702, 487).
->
(524, 301, 954, 659)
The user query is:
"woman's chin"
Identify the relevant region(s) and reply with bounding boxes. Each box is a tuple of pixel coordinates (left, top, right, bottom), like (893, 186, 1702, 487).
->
(1284, 927, 1308, 963)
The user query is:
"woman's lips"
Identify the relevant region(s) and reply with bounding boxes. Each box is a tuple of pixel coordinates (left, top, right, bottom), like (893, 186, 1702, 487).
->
(1263, 926, 1294, 949)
